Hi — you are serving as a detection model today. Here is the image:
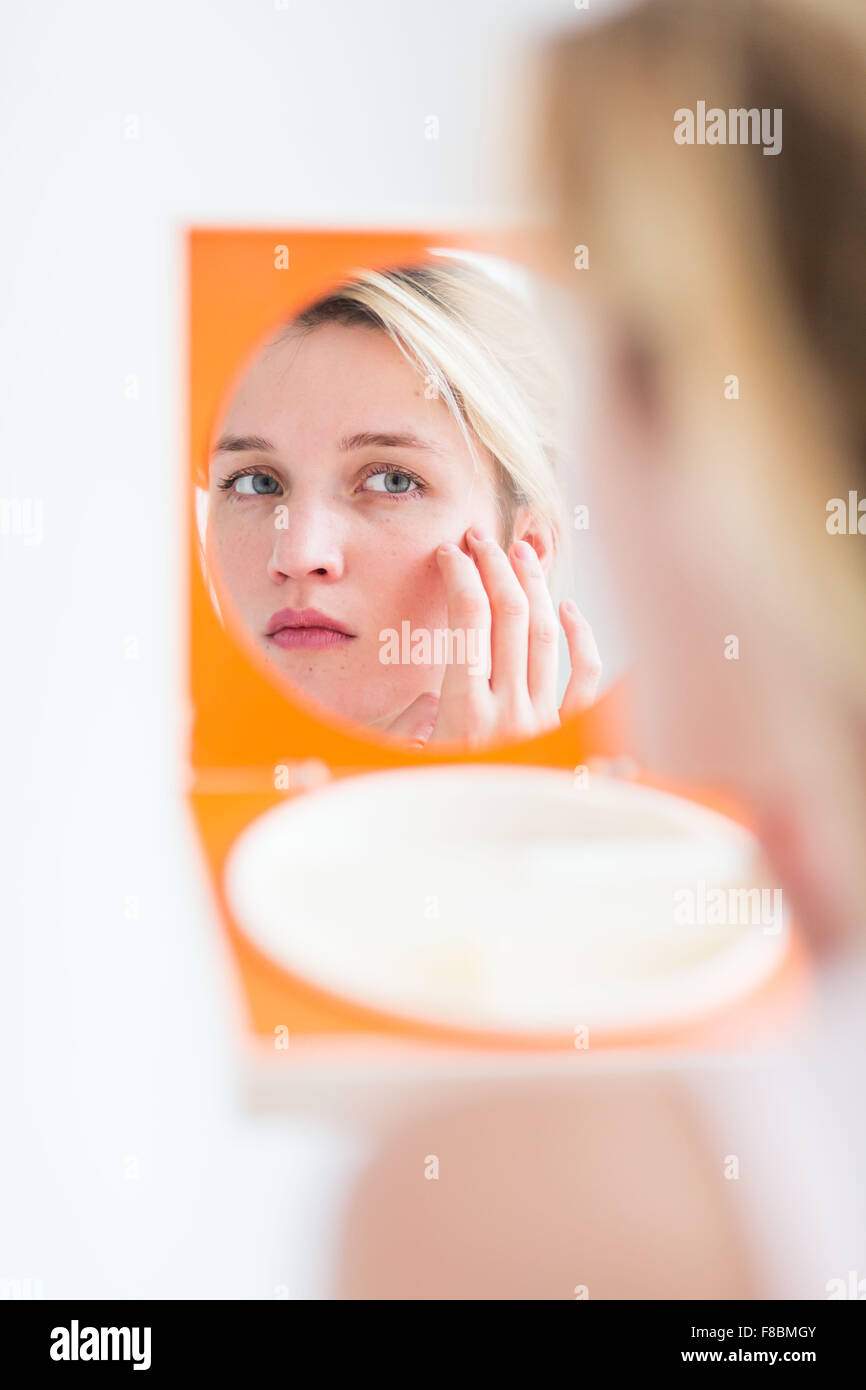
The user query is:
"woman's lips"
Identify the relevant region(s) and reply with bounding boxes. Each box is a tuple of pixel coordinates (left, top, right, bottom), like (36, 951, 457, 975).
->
(270, 626, 354, 650)
(266, 607, 356, 651)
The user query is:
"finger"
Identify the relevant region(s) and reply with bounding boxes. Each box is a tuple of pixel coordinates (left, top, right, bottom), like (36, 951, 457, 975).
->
(385, 691, 440, 745)
(509, 538, 560, 714)
(434, 541, 491, 729)
(559, 600, 602, 714)
(466, 527, 529, 700)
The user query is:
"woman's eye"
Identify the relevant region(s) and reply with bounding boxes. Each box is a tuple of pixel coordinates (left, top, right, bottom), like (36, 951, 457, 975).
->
(363, 469, 420, 496)
(234, 473, 281, 496)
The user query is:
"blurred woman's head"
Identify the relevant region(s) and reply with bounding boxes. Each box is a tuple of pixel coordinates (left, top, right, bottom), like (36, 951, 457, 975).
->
(535, 0, 866, 944)
(205, 256, 570, 730)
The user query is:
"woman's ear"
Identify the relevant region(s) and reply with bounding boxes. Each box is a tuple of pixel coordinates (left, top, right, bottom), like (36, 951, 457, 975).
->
(510, 506, 557, 575)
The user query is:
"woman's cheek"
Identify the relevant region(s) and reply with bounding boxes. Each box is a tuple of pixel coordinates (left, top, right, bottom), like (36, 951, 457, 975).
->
(397, 548, 451, 632)
(210, 514, 270, 604)
(365, 518, 441, 613)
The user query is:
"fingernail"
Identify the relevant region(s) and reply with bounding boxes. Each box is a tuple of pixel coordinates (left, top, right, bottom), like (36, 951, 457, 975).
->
(469, 525, 490, 544)
(513, 540, 534, 561)
(438, 543, 457, 556)
(562, 599, 578, 616)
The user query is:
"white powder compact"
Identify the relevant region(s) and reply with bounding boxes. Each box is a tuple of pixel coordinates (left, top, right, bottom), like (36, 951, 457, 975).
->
(223, 765, 790, 1038)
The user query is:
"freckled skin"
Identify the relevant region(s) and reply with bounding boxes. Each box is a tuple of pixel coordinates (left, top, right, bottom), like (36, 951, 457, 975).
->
(207, 323, 506, 729)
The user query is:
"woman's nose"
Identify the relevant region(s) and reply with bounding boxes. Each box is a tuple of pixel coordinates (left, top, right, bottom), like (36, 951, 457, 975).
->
(266, 502, 346, 582)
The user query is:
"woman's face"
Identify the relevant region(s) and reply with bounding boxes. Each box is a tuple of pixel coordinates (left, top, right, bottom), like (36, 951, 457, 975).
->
(207, 322, 506, 729)
(584, 314, 814, 796)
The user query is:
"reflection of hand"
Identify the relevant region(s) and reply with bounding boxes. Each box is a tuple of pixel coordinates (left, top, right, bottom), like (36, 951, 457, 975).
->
(386, 525, 602, 748)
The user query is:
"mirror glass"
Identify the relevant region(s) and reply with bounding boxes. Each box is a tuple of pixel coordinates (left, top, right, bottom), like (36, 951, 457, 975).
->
(199, 248, 627, 748)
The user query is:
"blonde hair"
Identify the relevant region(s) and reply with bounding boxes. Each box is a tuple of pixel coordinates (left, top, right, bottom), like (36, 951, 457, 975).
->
(535, 0, 866, 697)
(269, 255, 572, 583)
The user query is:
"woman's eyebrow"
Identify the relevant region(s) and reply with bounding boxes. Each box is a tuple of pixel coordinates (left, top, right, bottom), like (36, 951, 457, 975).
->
(339, 430, 444, 454)
(213, 433, 275, 455)
(212, 431, 443, 456)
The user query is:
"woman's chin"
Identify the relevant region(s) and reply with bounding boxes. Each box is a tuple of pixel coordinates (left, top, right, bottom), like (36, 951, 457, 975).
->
(266, 671, 421, 734)
(255, 641, 440, 733)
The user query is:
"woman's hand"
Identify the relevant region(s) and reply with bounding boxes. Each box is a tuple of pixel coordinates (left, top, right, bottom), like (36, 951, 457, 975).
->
(387, 524, 601, 747)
